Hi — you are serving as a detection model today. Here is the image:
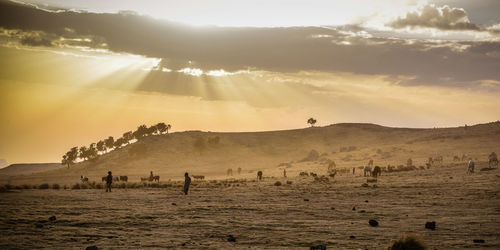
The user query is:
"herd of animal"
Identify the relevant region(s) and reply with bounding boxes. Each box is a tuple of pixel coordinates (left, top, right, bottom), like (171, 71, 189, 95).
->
(78, 152, 498, 184)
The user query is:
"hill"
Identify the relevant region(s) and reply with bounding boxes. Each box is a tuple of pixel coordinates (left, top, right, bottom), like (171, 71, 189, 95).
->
(2, 122, 500, 185)
(0, 163, 62, 176)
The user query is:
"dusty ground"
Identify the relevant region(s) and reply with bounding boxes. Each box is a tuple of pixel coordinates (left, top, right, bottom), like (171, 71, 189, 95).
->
(0, 162, 499, 249)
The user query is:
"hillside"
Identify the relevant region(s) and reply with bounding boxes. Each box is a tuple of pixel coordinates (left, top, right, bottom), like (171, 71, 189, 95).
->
(0, 163, 62, 176)
(2, 122, 500, 185)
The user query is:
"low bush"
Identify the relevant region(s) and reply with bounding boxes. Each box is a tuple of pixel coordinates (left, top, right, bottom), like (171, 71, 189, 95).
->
(274, 181, 282, 186)
(38, 183, 50, 189)
(71, 183, 81, 190)
(389, 235, 426, 250)
(52, 184, 60, 190)
(22, 184, 31, 189)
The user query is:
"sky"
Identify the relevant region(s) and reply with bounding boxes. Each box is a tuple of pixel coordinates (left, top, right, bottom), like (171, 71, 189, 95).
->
(0, 0, 499, 163)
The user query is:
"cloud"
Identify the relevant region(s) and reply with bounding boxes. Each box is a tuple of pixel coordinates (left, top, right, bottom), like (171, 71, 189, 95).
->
(0, 1, 499, 89)
(390, 4, 479, 31)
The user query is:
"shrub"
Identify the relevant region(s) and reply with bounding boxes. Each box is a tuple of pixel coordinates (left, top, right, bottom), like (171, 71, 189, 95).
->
(4, 184, 13, 190)
(80, 183, 89, 189)
(71, 183, 81, 190)
(389, 235, 426, 250)
(95, 183, 103, 189)
(22, 184, 31, 189)
(15, 186, 22, 190)
(38, 183, 50, 189)
(119, 183, 126, 189)
(151, 183, 160, 188)
(0, 186, 6, 193)
(63, 185, 68, 190)
(52, 184, 60, 190)
(286, 180, 293, 185)
(274, 181, 282, 186)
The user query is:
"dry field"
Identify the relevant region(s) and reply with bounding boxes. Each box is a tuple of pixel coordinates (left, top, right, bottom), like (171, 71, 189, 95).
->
(1, 162, 499, 249)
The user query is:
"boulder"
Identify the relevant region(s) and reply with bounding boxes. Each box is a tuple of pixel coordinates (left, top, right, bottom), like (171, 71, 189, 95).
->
(425, 221, 436, 230)
(369, 219, 379, 227)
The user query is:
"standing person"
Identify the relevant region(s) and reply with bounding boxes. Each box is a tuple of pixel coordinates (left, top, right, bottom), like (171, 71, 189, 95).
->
(106, 171, 113, 192)
(283, 168, 287, 178)
(183, 172, 191, 195)
(149, 171, 154, 181)
(352, 167, 355, 175)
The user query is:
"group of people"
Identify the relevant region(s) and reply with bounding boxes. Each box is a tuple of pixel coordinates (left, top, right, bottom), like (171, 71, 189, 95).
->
(104, 171, 192, 195)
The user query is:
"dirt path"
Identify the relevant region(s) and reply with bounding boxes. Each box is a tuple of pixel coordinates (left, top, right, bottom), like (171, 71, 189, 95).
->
(1, 164, 499, 249)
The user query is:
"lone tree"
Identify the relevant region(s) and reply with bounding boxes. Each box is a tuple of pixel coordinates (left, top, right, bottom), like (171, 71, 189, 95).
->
(307, 118, 317, 127)
(61, 147, 78, 168)
(122, 131, 133, 144)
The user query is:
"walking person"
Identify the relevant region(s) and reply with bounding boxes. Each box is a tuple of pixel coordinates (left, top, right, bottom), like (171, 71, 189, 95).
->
(183, 172, 191, 195)
(106, 171, 113, 192)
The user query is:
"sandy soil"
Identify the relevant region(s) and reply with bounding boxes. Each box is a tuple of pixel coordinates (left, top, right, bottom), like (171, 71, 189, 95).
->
(1, 163, 498, 249)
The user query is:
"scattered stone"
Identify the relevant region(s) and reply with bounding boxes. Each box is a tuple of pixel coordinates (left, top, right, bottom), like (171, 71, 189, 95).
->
(365, 200, 368, 203)
(473, 239, 485, 243)
(349, 235, 356, 239)
(373, 184, 378, 188)
(352, 206, 356, 211)
(330, 207, 335, 210)
(85, 246, 98, 250)
(359, 210, 366, 213)
(310, 245, 326, 250)
(227, 235, 236, 242)
(449, 176, 453, 179)
(304, 198, 309, 201)
(425, 221, 436, 230)
(369, 219, 379, 227)
(48, 216, 56, 221)
(361, 183, 369, 187)
(171, 203, 176, 206)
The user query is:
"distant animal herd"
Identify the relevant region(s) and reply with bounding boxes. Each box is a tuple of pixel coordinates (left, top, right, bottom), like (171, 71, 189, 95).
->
(78, 152, 498, 184)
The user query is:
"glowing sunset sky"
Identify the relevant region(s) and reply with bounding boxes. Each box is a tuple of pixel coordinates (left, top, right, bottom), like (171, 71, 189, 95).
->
(0, 0, 499, 163)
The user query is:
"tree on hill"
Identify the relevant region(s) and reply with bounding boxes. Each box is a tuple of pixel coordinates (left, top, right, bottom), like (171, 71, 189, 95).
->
(122, 131, 133, 145)
(134, 125, 148, 139)
(156, 122, 167, 134)
(147, 125, 158, 135)
(307, 118, 317, 127)
(104, 136, 114, 152)
(114, 137, 125, 149)
(96, 140, 105, 154)
(61, 147, 78, 168)
(87, 143, 98, 159)
(79, 146, 88, 161)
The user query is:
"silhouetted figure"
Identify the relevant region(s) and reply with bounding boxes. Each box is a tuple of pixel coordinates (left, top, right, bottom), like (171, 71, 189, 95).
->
(106, 171, 113, 192)
(283, 169, 287, 178)
(149, 171, 154, 181)
(183, 172, 191, 195)
(352, 167, 355, 175)
(237, 167, 242, 175)
(257, 171, 263, 180)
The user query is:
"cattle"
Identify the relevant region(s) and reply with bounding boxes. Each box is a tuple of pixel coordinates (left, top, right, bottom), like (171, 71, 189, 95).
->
(364, 166, 372, 177)
(192, 175, 205, 180)
(372, 166, 381, 177)
(152, 175, 160, 182)
(140, 177, 149, 182)
(119, 176, 128, 182)
(102, 176, 107, 182)
(80, 176, 88, 183)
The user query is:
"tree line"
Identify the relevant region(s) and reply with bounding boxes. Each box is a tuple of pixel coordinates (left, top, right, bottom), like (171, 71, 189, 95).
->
(61, 123, 171, 168)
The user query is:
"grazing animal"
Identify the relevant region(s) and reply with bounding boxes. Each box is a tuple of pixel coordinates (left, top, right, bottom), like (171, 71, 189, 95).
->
(299, 172, 309, 177)
(467, 159, 475, 174)
(113, 176, 119, 182)
(119, 176, 128, 182)
(102, 176, 107, 182)
(372, 166, 381, 177)
(489, 152, 498, 168)
(309, 172, 318, 177)
(237, 167, 242, 175)
(192, 175, 205, 180)
(80, 176, 89, 183)
(364, 166, 372, 177)
(152, 175, 160, 182)
(227, 168, 233, 176)
(257, 171, 263, 180)
(367, 159, 374, 167)
(140, 177, 149, 182)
